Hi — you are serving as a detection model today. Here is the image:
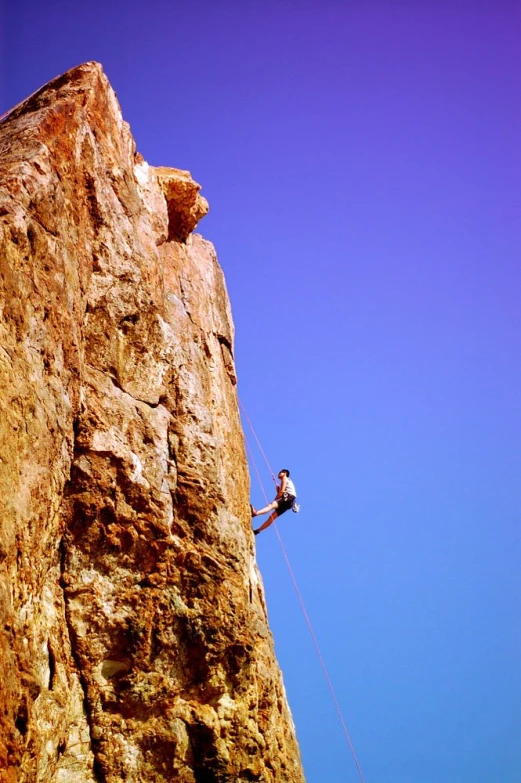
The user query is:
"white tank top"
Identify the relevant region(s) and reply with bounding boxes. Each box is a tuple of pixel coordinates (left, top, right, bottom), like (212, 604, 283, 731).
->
(284, 477, 297, 497)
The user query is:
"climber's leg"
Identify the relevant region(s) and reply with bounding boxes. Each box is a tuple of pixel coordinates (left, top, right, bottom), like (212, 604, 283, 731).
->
(253, 510, 278, 535)
(251, 500, 278, 517)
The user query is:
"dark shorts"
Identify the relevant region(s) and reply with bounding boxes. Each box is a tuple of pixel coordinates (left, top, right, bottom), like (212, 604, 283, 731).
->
(275, 493, 296, 517)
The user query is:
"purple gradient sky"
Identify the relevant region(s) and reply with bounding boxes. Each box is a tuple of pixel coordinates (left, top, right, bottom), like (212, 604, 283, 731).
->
(3, 2, 520, 781)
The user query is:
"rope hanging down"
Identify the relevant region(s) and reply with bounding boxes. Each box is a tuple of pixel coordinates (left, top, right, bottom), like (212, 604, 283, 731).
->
(239, 397, 277, 485)
(239, 397, 367, 783)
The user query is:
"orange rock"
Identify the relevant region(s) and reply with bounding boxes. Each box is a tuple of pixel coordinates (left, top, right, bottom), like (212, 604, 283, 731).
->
(155, 166, 209, 242)
(0, 62, 304, 782)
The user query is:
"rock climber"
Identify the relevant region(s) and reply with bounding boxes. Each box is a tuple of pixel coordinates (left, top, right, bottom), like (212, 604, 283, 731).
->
(251, 469, 297, 535)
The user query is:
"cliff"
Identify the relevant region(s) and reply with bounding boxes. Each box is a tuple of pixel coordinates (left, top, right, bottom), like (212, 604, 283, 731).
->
(0, 63, 304, 783)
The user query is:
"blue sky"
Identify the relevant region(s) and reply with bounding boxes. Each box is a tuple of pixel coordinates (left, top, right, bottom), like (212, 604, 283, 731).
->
(3, 2, 520, 780)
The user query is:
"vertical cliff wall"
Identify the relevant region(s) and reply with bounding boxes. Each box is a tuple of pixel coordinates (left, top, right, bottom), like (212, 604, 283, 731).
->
(0, 63, 304, 783)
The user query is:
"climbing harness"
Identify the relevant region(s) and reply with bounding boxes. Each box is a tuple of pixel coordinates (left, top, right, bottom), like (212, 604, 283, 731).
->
(239, 395, 367, 783)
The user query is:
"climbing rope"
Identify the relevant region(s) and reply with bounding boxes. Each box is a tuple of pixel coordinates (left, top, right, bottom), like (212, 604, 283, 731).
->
(239, 396, 367, 783)
(239, 397, 277, 485)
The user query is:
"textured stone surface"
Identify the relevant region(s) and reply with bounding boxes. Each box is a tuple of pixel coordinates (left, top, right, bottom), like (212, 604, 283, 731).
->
(155, 167, 209, 243)
(0, 62, 304, 782)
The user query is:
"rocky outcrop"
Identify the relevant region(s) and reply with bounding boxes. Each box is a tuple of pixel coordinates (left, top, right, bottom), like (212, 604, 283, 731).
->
(0, 63, 304, 782)
(154, 167, 209, 242)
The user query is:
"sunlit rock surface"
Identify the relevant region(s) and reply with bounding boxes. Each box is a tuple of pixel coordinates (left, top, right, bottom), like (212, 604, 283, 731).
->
(0, 62, 304, 783)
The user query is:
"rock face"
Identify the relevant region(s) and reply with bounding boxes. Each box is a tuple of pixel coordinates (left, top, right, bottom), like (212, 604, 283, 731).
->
(0, 63, 304, 783)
